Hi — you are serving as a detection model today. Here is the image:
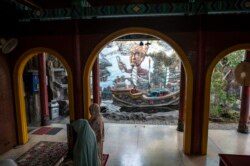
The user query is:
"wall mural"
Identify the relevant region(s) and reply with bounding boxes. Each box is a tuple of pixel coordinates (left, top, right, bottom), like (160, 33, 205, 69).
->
(99, 40, 181, 109)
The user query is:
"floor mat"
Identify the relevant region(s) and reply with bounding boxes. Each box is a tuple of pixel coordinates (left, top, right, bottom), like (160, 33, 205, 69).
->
(32, 127, 52, 135)
(16, 141, 68, 166)
(46, 127, 63, 135)
(32, 127, 63, 135)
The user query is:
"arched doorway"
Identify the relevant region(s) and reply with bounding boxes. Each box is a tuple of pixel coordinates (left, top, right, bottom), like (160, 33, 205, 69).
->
(83, 27, 193, 154)
(203, 44, 250, 154)
(13, 47, 74, 144)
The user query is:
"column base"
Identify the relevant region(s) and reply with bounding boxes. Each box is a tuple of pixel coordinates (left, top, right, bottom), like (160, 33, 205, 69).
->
(41, 116, 50, 126)
(177, 119, 184, 132)
(237, 122, 249, 133)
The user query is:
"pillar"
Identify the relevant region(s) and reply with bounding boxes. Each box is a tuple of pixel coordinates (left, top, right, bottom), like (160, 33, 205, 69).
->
(177, 64, 185, 132)
(92, 58, 100, 105)
(73, 21, 83, 119)
(38, 52, 49, 126)
(191, 15, 206, 154)
(237, 51, 250, 133)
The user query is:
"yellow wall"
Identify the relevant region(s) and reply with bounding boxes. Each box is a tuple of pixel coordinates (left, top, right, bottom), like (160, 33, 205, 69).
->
(14, 48, 74, 144)
(83, 27, 194, 154)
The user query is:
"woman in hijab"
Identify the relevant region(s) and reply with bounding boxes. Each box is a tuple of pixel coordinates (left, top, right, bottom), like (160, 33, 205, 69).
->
(71, 119, 100, 166)
(88, 103, 104, 166)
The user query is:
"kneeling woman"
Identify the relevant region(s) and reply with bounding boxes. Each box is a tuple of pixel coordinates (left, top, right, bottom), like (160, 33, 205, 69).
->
(72, 119, 100, 166)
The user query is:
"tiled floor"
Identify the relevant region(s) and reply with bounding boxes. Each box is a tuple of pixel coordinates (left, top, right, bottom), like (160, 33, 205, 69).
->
(1, 123, 250, 166)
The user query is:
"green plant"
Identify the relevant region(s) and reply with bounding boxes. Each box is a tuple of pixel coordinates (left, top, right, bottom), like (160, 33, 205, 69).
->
(210, 50, 244, 119)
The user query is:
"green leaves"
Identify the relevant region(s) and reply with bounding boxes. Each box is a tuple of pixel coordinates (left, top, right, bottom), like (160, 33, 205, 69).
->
(210, 50, 244, 116)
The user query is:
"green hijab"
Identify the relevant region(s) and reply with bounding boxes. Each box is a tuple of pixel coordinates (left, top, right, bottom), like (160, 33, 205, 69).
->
(71, 119, 100, 166)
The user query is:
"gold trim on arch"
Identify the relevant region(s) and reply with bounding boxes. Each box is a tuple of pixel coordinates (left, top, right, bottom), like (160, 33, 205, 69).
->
(83, 27, 194, 154)
(14, 47, 74, 144)
(202, 44, 250, 154)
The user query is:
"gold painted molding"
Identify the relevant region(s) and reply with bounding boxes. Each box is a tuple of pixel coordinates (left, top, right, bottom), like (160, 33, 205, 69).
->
(13, 47, 74, 144)
(83, 27, 194, 154)
(202, 44, 250, 154)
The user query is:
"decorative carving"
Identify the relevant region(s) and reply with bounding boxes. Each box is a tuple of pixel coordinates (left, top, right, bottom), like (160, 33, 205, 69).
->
(15, 1, 250, 21)
(234, 62, 250, 86)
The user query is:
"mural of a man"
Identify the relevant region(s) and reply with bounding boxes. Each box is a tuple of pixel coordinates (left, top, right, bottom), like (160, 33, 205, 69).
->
(117, 42, 149, 90)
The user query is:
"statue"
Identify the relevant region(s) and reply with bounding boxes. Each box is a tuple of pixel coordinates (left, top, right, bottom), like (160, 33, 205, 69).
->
(88, 103, 104, 166)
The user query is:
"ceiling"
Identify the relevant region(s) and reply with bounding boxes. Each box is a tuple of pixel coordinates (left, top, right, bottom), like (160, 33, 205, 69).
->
(0, 0, 250, 22)
(16, 0, 186, 8)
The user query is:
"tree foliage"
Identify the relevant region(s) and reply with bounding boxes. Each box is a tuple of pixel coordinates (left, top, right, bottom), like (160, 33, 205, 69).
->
(148, 51, 179, 88)
(210, 50, 245, 117)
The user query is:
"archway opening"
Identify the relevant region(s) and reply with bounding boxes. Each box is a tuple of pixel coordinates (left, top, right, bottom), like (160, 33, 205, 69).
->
(83, 28, 193, 154)
(203, 45, 250, 154)
(23, 54, 70, 131)
(209, 50, 244, 129)
(14, 48, 74, 144)
(206, 49, 250, 155)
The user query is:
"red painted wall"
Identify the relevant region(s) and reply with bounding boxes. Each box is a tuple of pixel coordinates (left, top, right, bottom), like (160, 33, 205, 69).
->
(0, 55, 17, 154)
